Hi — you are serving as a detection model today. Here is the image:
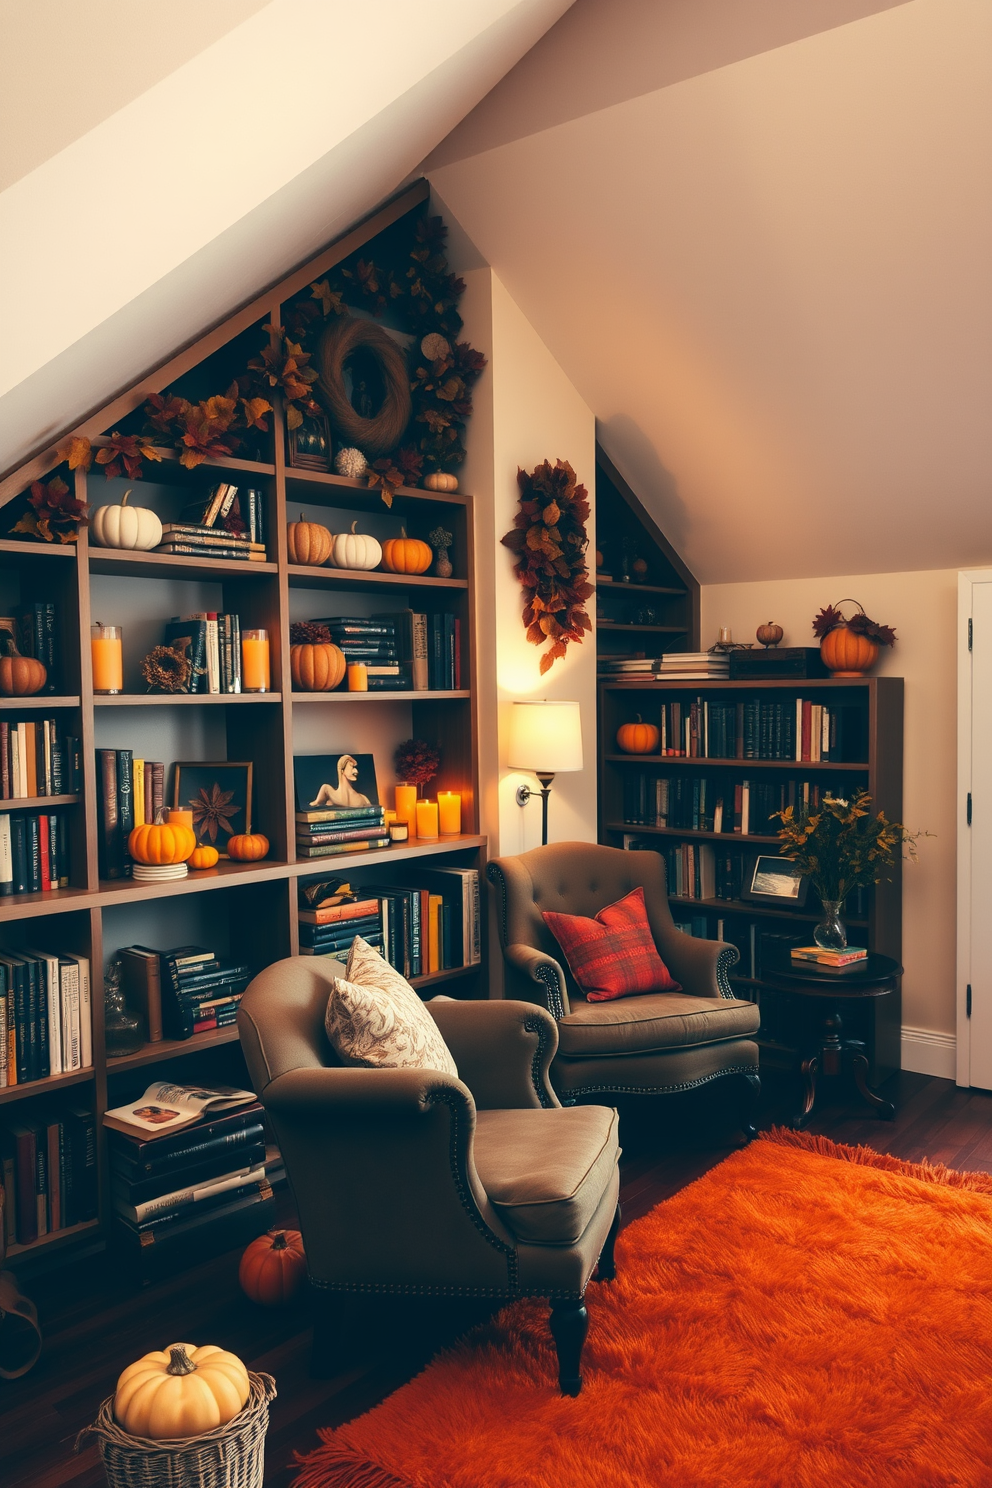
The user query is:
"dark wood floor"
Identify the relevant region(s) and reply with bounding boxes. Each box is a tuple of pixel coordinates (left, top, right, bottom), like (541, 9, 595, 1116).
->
(5, 1069, 991, 1488)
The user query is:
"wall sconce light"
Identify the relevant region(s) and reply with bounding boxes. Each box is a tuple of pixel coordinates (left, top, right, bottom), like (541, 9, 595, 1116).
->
(508, 700, 584, 846)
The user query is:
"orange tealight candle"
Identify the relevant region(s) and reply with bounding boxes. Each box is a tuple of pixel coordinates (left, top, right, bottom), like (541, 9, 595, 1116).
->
(241, 629, 270, 692)
(91, 623, 123, 694)
(438, 791, 461, 835)
(394, 783, 417, 828)
(415, 799, 439, 839)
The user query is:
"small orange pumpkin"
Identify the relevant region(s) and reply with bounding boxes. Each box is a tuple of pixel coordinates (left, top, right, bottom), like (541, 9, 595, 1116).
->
(0, 639, 46, 697)
(381, 528, 432, 575)
(189, 844, 220, 870)
(616, 716, 660, 755)
(820, 626, 879, 677)
(227, 833, 269, 861)
(129, 810, 196, 865)
(287, 516, 333, 567)
(290, 642, 345, 692)
(238, 1229, 307, 1306)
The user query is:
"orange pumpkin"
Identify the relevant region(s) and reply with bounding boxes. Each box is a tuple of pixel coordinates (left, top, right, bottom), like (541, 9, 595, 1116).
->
(290, 641, 345, 692)
(287, 516, 332, 567)
(0, 640, 46, 697)
(820, 626, 879, 677)
(189, 844, 220, 870)
(227, 833, 269, 862)
(616, 716, 660, 755)
(129, 811, 196, 865)
(381, 528, 432, 575)
(238, 1229, 307, 1306)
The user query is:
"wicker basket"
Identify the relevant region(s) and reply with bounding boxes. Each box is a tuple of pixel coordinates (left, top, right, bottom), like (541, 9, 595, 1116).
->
(79, 1371, 276, 1488)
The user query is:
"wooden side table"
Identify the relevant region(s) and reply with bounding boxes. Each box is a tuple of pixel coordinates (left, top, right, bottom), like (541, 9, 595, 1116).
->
(762, 952, 902, 1129)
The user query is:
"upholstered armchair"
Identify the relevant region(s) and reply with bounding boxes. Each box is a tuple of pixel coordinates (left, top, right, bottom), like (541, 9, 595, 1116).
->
(237, 955, 621, 1395)
(487, 843, 760, 1131)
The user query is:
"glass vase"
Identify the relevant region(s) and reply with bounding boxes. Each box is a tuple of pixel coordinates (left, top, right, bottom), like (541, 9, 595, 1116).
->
(814, 899, 848, 952)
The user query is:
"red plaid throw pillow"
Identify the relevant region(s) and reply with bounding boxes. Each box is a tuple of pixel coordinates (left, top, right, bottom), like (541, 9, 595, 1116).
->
(542, 886, 682, 1002)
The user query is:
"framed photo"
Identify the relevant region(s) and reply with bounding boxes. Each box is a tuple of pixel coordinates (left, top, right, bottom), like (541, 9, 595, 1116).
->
(173, 762, 253, 855)
(294, 753, 379, 812)
(743, 855, 810, 907)
(287, 410, 332, 472)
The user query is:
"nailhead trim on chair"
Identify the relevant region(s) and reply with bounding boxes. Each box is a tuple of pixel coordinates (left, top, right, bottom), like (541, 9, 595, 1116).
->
(308, 1277, 586, 1301)
(524, 1015, 558, 1107)
(534, 963, 566, 1021)
(486, 861, 508, 939)
(716, 942, 740, 999)
(557, 1063, 756, 1102)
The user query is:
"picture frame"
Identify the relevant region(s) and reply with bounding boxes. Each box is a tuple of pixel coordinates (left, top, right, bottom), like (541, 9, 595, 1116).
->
(293, 753, 379, 813)
(173, 761, 253, 855)
(287, 410, 332, 472)
(742, 854, 810, 907)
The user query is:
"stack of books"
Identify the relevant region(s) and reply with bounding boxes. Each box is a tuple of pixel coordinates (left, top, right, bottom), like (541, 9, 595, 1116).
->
(118, 945, 250, 1044)
(157, 484, 267, 562)
(163, 614, 243, 694)
(0, 948, 91, 1085)
(0, 810, 72, 895)
(296, 803, 390, 859)
(298, 893, 385, 957)
(105, 1084, 272, 1257)
(1, 1102, 97, 1247)
(656, 652, 730, 679)
(316, 617, 411, 691)
(0, 718, 79, 799)
(598, 656, 666, 681)
(791, 945, 868, 970)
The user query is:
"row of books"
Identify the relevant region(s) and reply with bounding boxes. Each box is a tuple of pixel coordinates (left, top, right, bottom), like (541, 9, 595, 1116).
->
(163, 615, 247, 694)
(0, 948, 92, 1086)
(1, 1101, 97, 1247)
(0, 603, 59, 693)
(625, 838, 870, 917)
(298, 866, 482, 976)
(296, 803, 389, 859)
(0, 718, 81, 799)
(156, 483, 266, 562)
(316, 613, 462, 692)
(119, 945, 250, 1044)
(97, 750, 166, 878)
(0, 810, 71, 895)
(621, 774, 836, 835)
(621, 698, 865, 763)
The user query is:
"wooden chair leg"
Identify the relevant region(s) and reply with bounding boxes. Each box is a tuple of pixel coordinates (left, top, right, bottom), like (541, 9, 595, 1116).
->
(549, 1298, 588, 1396)
(738, 1071, 761, 1142)
(596, 1203, 621, 1282)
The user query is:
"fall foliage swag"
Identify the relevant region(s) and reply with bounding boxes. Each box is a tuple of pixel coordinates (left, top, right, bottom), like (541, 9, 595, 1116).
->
(501, 460, 593, 674)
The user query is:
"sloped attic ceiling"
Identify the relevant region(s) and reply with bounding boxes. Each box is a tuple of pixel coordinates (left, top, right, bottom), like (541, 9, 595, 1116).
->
(0, 0, 573, 478)
(425, 0, 992, 583)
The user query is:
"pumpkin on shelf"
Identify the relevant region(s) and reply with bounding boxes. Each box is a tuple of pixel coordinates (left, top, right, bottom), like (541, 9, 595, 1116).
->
(227, 833, 269, 862)
(129, 810, 196, 866)
(423, 471, 458, 492)
(289, 622, 345, 692)
(381, 528, 432, 575)
(616, 716, 660, 755)
(756, 621, 784, 648)
(0, 638, 46, 697)
(90, 489, 163, 551)
(188, 844, 220, 870)
(239, 1229, 307, 1306)
(114, 1343, 250, 1440)
(328, 520, 382, 571)
(812, 600, 895, 678)
(287, 515, 333, 567)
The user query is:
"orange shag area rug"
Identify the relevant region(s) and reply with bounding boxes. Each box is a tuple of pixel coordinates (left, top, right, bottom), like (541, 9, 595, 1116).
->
(293, 1130, 992, 1488)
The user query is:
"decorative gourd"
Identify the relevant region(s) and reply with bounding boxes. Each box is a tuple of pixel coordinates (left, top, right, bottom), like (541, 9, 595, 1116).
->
(114, 1343, 249, 1440)
(90, 489, 163, 551)
(129, 810, 196, 866)
(238, 1229, 307, 1306)
(756, 621, 784, 648)
(381, 528, 432, 575)
(616, 716, 660, 754)
(287, 515, 332, 567)
(820, 626, 879, 677)
(0, 639, 46, 697)
(329, 521, 381, 571)
(423, 472, 458, 492)
(189, 844, 219, 870)
(291, 642, 345, 692)
(227, 833, 269, 862)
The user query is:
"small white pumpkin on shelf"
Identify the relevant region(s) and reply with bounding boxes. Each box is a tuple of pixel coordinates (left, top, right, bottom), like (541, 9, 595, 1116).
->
(329, 520, 382, 571)
(90, 489, 163, 551)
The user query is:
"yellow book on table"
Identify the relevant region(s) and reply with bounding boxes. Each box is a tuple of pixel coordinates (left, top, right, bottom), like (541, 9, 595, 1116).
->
(132, 759, 145, 826)
(428, 894, 443, 974)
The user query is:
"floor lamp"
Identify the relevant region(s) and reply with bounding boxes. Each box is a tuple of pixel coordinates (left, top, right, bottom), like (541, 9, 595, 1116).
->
(508, 700, 584, 846)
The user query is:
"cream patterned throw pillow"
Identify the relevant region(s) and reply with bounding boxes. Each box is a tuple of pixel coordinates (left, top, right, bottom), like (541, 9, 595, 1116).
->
(324, 936, 459, 1077)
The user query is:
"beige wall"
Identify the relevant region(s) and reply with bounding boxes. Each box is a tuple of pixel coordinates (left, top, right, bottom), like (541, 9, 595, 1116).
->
(701, 569, 957, 1052)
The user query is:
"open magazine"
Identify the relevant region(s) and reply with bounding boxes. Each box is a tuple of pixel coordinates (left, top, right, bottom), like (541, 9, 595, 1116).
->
(103, 1081, 256, 1141)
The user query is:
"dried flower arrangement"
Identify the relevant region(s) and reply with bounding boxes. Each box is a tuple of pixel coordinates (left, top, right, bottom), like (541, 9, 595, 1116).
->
(501, 459, 593, 674)
(812, 600, 896, 647)
(289, 621, 333, 645)
(140, 643, 192, 693)
(774, 789, 918, 905)
(394, 739, 441, 789)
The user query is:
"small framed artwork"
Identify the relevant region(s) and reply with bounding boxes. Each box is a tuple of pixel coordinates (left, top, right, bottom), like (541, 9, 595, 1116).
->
(287, 411, 332, 472)
(174, 761, 253, 855)
(742, 855, 810, 907)
(293, 753, 380, 812)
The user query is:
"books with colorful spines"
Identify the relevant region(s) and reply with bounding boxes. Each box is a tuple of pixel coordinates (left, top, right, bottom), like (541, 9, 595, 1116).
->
(408, 867, 482, 967)
(103, 1081, 256, 1141)
(109, 1105, 264, 1176)
(297, 838, 390, 858)
(300, 935, 383, 957)
(296, 806, 383, 824)
(296, 825, 387, 846)
(790, 946, 868, 967)
(298, 896, 381, 925)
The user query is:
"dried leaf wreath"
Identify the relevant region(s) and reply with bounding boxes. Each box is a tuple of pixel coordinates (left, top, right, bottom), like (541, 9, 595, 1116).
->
(501, 459, 593, 674)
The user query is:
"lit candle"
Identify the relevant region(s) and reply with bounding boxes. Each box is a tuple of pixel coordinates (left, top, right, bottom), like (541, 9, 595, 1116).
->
(389, 821, 409, 843)
(394, 783, 417, 829)
(91, 623, 123, 694)
(241, 629, 270, 692)
(438, 791, 461, 835)
(347, 662, 368, 692)
(416, 799, 439, 839)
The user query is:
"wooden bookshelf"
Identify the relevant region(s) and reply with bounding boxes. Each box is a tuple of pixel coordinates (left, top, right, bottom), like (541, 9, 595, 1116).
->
(0, 180, 486, 1271)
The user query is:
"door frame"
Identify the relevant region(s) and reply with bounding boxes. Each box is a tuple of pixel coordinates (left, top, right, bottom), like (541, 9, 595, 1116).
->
(956, 569, 992, 1087)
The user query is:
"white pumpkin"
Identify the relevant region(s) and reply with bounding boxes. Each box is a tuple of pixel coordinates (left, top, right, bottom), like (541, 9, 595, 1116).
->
(91, 490, 163, 551)
(329, 520, 381, 571)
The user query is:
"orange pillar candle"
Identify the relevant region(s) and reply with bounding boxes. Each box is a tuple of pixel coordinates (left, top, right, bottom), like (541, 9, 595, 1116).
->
(91, 623, 123, 694)
(347, 662, 368, 691)
(242, 629, 270, 692)
(394, 783, 417, 829)
(416, 799, 439, 840)
(168, 809, 193, 830)
(438, 791, 462, 835)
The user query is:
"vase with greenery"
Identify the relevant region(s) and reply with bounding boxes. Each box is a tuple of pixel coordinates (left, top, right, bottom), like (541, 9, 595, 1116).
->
(774, 790, 919, 951)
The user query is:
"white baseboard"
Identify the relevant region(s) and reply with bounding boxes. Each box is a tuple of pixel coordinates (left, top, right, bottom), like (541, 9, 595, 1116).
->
(901, 1026, 956, 1080)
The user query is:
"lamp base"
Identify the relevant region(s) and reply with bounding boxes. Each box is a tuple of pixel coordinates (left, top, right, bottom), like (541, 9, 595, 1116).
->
(515, 772, 556, 845)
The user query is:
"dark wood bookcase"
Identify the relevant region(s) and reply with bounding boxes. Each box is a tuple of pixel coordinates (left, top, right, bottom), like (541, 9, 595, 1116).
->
(599, 676, 904, 1082)
(0, 181, 487, 1271)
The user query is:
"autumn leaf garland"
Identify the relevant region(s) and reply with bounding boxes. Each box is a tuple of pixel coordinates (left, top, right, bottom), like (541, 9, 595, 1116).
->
(501, 459, 593, 674)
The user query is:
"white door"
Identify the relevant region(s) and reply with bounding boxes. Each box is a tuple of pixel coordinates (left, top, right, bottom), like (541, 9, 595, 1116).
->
(959, 574, 992, 1088)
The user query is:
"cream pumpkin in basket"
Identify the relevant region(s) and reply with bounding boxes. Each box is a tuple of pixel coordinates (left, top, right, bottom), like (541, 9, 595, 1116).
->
(114, 1343, 250, 1439)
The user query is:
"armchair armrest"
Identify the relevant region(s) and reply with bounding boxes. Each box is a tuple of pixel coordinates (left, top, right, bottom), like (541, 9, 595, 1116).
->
(427, 998, 560, 1110)
(656, 928, 740, 1000)
(503, 942, 571, 1018)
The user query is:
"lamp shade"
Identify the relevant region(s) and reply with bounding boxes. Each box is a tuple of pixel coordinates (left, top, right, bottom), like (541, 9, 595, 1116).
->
(507, 701, 583, 774)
